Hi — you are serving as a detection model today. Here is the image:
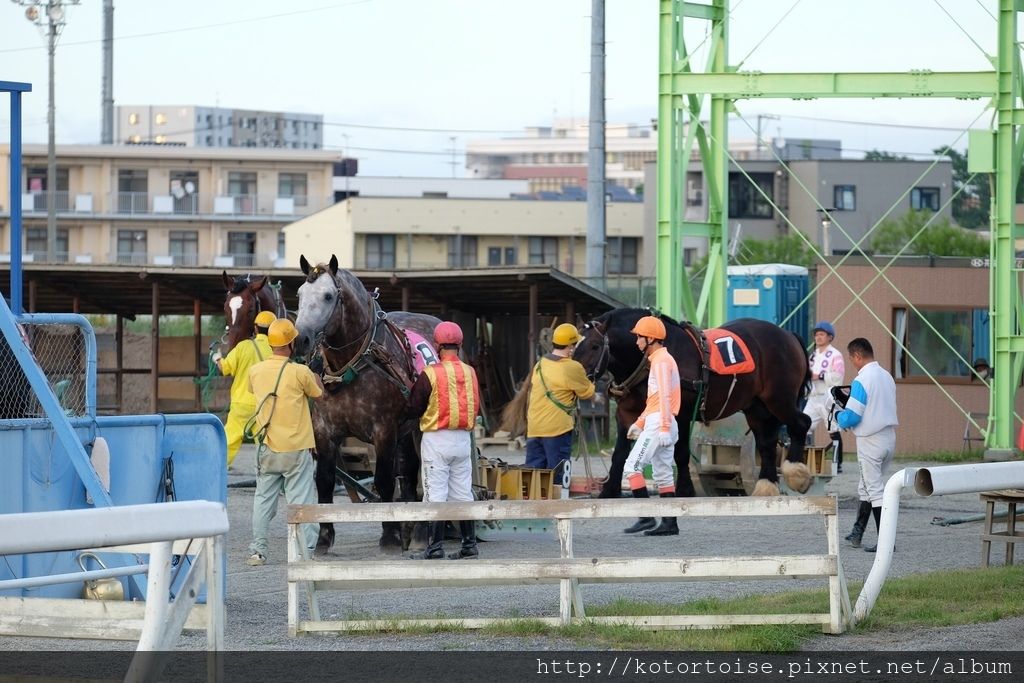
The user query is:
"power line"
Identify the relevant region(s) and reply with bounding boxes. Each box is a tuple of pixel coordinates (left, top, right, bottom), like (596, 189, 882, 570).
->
(0, 0, 378, 54)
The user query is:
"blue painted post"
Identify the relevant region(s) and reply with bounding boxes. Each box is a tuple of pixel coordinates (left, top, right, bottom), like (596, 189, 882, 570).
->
(7, 85, 28, 315)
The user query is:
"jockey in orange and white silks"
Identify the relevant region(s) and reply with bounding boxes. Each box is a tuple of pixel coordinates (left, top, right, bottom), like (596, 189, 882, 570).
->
(622, 316, 683, 537)
(804, 321, 845, 438)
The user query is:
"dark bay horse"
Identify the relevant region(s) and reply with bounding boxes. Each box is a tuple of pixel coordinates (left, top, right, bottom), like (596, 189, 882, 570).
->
(573, 308, 812, 498)
(293, 255, 441, 553)
(220, 272, 288, 354)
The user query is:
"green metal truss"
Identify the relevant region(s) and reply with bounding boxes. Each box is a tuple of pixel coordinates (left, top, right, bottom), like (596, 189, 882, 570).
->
(657, 0, 1022, 457)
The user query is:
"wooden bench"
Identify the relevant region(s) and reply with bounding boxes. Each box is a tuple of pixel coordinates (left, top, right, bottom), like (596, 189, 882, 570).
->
(980, 490, 1024, 566)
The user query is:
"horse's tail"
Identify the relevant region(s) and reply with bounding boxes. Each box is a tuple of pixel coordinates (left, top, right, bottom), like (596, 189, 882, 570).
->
(794, 331, 812, 401)
(497, 371, 533, 439)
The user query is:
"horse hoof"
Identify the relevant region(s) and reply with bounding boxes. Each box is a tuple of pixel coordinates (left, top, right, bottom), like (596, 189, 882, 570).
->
(313, 544, 330, 558)
(316, 528, 335, 554)
(781, 460, 813, 494)
(752, 479, 780, 496)
(379, 532, 404, 554)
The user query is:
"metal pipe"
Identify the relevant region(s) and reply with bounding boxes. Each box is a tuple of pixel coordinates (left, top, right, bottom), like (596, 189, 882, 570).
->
(0, 501, 228, 555)
(854, 461, 1024, 623)
(585, 0, 606, 280)
(914, 461, 1024, 496)
(0, 563, 148, 591)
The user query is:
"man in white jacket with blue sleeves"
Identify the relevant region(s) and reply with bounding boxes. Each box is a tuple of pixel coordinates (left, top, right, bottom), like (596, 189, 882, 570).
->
(836, 337, 898, 553)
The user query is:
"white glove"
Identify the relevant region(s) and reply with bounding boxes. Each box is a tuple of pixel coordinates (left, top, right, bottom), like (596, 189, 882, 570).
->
(211, 350, 223, 364)
(658, 432, 673, 447)
(626, 424, 642, 440)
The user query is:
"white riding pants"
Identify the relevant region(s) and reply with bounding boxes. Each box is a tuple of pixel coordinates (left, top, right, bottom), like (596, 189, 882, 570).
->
(624, 412, 679, 491)
(856, 426, 896, 505)
(803, 392, 836, 442)
(420, 429, 473, 503)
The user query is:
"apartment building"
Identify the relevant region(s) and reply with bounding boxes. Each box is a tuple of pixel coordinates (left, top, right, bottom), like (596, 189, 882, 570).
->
(283, 196, 644, 277)
(0, 144, 338, 268)
(115, 105, 324, 149)
(465, 118, 841, 194)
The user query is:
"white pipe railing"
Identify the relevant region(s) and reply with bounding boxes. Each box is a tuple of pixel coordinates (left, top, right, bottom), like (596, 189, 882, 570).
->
(853, 462, 1024, 623)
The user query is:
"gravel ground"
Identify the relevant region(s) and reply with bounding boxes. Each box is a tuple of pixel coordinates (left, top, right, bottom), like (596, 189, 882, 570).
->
(2, 446, 1021, 653)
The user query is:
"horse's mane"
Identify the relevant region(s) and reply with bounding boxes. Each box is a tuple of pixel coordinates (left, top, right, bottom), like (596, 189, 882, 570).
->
(597, 306, 686, 330)
(230, 275, 253, 294)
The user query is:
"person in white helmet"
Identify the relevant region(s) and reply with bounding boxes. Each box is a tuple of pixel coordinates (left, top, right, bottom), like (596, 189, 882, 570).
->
(804, 320, 846, 473)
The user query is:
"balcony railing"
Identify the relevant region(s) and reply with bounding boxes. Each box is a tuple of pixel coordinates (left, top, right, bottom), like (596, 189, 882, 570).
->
(15, 192, 329, 217)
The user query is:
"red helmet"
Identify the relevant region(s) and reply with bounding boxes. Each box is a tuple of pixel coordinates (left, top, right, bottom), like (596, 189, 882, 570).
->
(434, 321, 464, 346)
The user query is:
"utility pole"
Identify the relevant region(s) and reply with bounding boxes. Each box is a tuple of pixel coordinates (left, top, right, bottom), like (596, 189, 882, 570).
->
(585, 0, 606, 280)
(755, 113, 779, 157)
(14, 1, 80, 262)
(101, 0, 113, 144)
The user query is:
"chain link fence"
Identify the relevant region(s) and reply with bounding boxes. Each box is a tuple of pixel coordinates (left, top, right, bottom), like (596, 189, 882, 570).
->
(0, 322, 88, 420)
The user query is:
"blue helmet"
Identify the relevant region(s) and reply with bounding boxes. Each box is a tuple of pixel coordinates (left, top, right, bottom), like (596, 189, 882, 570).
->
(813, 321, 836, 338)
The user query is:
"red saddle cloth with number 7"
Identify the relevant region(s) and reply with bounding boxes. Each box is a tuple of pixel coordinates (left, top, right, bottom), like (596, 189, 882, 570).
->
(704, 328, 756, 375)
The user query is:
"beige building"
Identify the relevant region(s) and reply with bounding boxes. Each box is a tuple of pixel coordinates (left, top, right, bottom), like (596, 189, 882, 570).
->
(284, 196, 644, 276)
(0, 144, 338, 268)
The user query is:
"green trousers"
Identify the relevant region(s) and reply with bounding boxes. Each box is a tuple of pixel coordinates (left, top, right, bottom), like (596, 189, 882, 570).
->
(248, 446, 318, 560)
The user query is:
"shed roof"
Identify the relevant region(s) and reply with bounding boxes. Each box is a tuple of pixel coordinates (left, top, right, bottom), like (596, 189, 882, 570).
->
(0, 263, 623, 320)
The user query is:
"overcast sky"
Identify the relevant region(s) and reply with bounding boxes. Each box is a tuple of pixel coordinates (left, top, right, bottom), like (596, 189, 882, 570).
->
(0, 0, 1005, 176)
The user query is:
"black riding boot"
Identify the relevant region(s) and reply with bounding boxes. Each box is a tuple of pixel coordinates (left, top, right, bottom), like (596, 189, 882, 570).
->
(624, 486, 656, 534)
(864, 506, 884, 553)
(447, 521, 479, 559)
(645, 491, 679, 536)
(845, 500, 872, 548)
(830, 431, 844, 473)
(408, 521, 444, 560)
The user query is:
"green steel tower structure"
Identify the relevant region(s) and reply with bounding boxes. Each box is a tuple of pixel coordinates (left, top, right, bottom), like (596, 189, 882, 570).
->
(657, 0, 1021, 458)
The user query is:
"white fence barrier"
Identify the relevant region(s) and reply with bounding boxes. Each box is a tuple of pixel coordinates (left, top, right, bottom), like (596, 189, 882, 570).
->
(287, 497, 848, 635)
(0, 501, 228, 681)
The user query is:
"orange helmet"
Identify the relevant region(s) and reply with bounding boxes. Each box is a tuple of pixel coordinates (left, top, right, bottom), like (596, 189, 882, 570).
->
(434, 321, 464, 346)
(631, 315, 666, 340)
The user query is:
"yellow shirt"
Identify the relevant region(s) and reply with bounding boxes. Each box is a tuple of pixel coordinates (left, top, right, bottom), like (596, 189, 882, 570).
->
(220, 334, 272, 408)
(248, 355, 323, 452)
(526, 355, 595, 437)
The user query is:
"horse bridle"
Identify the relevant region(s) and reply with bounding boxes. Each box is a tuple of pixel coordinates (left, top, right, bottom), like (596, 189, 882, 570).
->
(578, 320, 612, 383)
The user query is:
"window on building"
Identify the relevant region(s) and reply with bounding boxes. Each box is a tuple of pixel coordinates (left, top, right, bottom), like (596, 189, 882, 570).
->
(278, 173, 308, 206)
(169, 170, 199, 214)
(607, 237, 639, 275)
(169, 230, 199, 266)
(25, 167, 70, 211)
(227, 231, 257, 267)
(488, 247, 502, 266)
(727, 172, 774, 218)
(683, 247, 698, 267)
(910, 186, 940, 212)
(447, 236, 478, 268)
(116, 230, 147, 265)
(228, 172, 257, 213)
(486, 246, 516, 266)
(25, 227, 69, 262)
(365, 235, 396, 269)
(528, 236, 559, 266)
(893, 306, 989, 380)
(504, 247, 516, 265)
(117, 169, 148, 213)
(155, 113, 167, 125)
(834, 184, 856, 211)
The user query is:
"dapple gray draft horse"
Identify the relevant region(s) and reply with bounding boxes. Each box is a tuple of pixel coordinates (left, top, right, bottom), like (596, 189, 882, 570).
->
(573, 308, 813, 498)
(293, 255, 441, 553)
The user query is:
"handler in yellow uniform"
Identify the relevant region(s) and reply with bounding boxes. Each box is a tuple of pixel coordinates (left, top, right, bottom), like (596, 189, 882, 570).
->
(525, 323, 596, 480)
(213, 310, 275, 467)
(245, 319, 324, 566)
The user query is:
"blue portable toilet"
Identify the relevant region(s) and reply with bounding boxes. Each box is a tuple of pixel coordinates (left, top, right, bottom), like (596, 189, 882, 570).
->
(726, 264, 810, 342)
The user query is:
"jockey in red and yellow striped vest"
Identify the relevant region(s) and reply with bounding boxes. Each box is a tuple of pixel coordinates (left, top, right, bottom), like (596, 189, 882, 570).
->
(406, 321, 482, 560)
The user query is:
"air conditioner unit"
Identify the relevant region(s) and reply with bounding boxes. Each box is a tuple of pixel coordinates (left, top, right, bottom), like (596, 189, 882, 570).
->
(152, 255, 174, 266)
(74, 194, 93, 213)
(74, 254, 93, 264)
(213, 196, 234, 214)
(21, 193, 36, 211)
(213, 255, 234, 267)
(153, 195, 174, 213)
(273, 197, 295, 215)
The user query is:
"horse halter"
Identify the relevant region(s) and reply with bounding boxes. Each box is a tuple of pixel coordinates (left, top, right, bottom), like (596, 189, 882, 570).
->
(579, 320, 611, 382)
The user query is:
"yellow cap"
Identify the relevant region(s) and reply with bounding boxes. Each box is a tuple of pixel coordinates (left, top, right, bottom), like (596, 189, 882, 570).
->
(552, 323, 582, 346)
(254, 311, 276, 328)
(268, 319, 298, 347)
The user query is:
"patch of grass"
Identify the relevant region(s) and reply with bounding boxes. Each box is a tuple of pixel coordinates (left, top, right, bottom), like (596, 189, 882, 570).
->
(893, 449, 991, 464)
(407, 565, 1024, 651)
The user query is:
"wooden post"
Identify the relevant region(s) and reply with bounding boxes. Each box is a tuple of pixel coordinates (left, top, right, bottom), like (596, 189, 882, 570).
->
(27, 279, 36, 313)
(72, 296, 80, 314)
(401, 286, 410, 312)
(115, 314, 124, 412)
(193, 299, 202, 411)
(151, 282, 160, 414)
(528, 283, 538, 369)
(564, 301, 575, 327)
